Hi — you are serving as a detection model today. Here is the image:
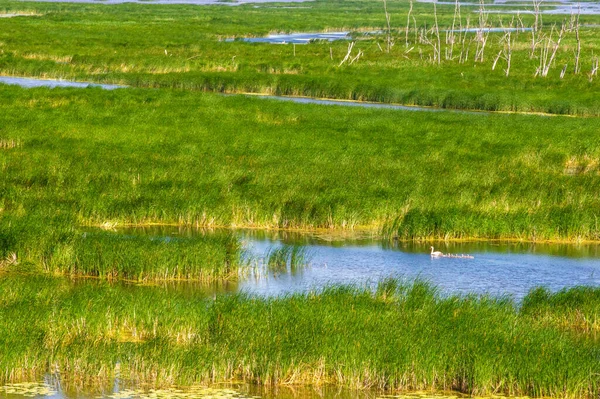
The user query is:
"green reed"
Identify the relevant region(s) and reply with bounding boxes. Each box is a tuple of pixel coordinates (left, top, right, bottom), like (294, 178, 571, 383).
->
(0, 0, 599, 114)
(1, 86, 599, 245)
(0, 275, 598, 397)
(266, 245, 309, 275)
(0, 218, 243, 281)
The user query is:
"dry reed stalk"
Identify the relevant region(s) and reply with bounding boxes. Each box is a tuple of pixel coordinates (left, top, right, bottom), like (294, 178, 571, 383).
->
(338, 42, 355, 66)
(574, 3, 581, 74)
(530, 0, 544, 58)
(0, 138, 21, 149)
(590, 56, 599, 81)
(459, 16, 471, 64)
(446, 0, 460, 60)
(405, 0, 413, 47)
(474, 0, 489, 62)
(539, 22, 566, 77)
(383, 0, 393, 53)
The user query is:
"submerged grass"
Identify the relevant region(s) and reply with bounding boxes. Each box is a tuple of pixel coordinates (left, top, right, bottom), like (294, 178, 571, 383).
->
(0, 275, 599, 397)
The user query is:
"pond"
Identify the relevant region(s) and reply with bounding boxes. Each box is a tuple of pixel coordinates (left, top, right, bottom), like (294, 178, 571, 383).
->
(115, 227, 600, 300)
(229, 32, 349, 44)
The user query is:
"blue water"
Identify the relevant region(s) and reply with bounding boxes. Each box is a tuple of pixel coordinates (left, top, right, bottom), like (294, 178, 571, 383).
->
(0, 76, 126, 90)
(115, 228, 600, 300)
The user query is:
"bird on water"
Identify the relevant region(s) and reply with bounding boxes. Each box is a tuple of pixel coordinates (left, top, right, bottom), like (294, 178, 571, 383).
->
(430, 246, 444, 257)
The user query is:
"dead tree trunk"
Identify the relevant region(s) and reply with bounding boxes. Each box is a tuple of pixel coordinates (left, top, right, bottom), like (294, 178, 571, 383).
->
(541, 23, 566, 77)
(530, 0, 544, 58)
(474, 0, 489, 62)
(574, 3, 581, 74)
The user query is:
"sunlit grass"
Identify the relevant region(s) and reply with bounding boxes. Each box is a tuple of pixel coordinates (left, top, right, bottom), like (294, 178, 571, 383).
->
(0, 0, 599, 114)
(0, 276, 598, 397)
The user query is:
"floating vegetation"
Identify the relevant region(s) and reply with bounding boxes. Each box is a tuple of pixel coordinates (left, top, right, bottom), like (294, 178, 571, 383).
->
(1, 382, 57, 397)
(105, 387, 258, 399)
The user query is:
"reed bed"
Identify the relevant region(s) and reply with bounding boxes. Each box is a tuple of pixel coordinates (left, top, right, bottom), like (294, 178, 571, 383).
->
(0, 219, 244, 281)
(0, 0, 599, 115)
(0, 275, 598, 397)
(265, 245, 309, 275)
(0, 86, 599, 247)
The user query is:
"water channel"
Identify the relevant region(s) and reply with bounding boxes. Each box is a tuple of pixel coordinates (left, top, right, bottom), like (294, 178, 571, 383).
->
(0, 76, 125, 90)
(0, 76, 482, 114)
(109, 227, 600, 301)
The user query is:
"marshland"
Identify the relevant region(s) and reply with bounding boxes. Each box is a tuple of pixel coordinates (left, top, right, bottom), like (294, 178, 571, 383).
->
(0, 0, 599, 397)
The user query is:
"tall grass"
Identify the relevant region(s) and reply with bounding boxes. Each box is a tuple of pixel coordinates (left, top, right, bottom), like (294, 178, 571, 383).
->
(265, 245, 309, 275)
(0, 0, 598, 114)
(0, 218, 244, 281)
(0, 275, 598, 397)
(1, 86, 599, 243)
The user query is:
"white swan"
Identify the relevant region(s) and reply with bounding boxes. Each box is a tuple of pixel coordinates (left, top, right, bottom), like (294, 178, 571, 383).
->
(430, 246, 444, 257)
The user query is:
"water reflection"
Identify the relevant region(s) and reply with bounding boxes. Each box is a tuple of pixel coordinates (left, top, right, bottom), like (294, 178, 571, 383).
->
(0, 380, 503, 399)
(230, 32, 349, 44)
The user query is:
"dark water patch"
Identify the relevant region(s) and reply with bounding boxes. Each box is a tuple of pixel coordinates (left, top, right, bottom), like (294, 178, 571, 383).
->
(0, 76, 126, 90)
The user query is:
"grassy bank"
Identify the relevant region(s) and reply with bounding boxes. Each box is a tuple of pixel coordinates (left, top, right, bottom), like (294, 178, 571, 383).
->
(1, 84, 600, 262)
(0, 0, 599, 114)
(0, 220, 244, 281)
(1, 275, 599, 397)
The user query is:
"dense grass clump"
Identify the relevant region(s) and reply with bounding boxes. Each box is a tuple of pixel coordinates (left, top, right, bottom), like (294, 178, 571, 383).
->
(1, 86, 599, 243)
(265, 245, 308, 275)
(0, 276, 598, 397)
(0, 217, 243, 281)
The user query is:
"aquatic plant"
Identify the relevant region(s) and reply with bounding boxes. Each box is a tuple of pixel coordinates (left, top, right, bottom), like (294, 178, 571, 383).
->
(0, 0, 599, 114)
(265, 245, 309, 275)
(1, 86, 599, 246)
(0, 275, 599, 397)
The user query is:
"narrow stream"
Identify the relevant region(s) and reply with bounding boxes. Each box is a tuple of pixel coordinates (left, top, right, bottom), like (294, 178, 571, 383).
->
(0, 76, 482, 114)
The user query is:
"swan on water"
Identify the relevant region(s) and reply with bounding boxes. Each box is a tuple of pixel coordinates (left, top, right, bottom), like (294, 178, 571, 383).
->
(430, 246, 444, 257)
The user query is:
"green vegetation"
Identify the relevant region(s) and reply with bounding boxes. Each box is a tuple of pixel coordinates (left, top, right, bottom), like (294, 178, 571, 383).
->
(1, 85, 599, 254)
(0, 221, 243, 281)
(265, 245, 309, 275)
(0, 0, 599, 114)
(1, 276, 598, 397)
(1, 0, 599, 395)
